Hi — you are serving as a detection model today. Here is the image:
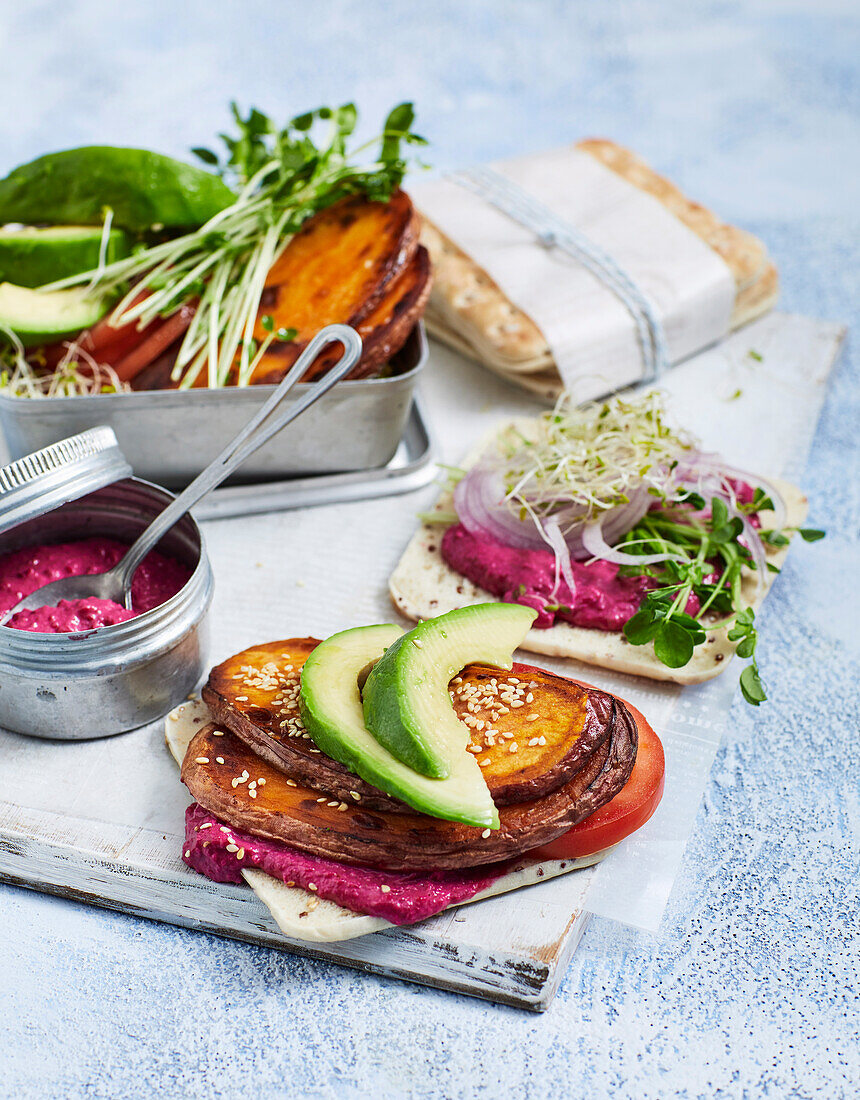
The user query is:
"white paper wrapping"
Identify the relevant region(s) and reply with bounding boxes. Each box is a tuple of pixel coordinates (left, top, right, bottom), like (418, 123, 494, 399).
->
(414, 147, 737, 396)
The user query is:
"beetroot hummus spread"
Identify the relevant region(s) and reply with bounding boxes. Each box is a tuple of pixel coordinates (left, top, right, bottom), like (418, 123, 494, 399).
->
(0, 537, 191, 633)
(183, 803, 504, 925)
(441, 523, 658, 630)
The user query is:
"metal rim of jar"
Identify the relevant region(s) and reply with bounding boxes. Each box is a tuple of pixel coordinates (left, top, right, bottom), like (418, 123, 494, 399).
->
(0, 472, 214, 674)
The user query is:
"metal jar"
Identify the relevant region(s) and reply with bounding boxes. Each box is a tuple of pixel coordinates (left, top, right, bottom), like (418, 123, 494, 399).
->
(0, 476, 213, 739)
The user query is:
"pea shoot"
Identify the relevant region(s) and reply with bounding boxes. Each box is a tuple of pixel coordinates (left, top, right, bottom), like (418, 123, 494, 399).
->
(620, 492, 823, 704)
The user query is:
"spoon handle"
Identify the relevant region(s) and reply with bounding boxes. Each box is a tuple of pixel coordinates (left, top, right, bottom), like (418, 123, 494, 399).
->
(116, 324, 362, 605)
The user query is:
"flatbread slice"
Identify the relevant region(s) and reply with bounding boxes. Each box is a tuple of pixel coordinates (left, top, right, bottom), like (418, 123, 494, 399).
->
(388, 425, 807, 685)
(165, 701, 607, 942)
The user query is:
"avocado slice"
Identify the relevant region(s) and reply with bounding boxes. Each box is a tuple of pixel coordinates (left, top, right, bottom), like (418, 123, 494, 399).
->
(0, 282, 112, 347)
(0, 147, 236, 233)
(362, 604, 538, 780)
(298, 623, 500, 829)
(0, 225, 131, 288)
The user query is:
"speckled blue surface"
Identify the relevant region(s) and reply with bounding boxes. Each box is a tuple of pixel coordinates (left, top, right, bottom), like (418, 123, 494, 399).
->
(1, 2, 858, 1097)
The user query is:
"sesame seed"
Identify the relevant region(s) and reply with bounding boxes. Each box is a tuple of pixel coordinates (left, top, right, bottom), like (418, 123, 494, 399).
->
(316, 797, 326, 803)
(337, 803, 348, 812)
(350, 791, 361, 801)
(226, 843, 238, 853)
(380, 884, 391, 893)
(286, 881, 295, 888)
(249, 789, 257, 799)
(509, 742, 518, 753)
(216, 756, 225, 764)
(412, 639, 423, 648)
(184, 850, 190, 858)
(527, 714, 539, 722)
(479, 759, 490, 767)
(257, 778, 266, 786)
(481, 829, 491, 839)
(213, 730, 224, 737)
(286, 779, 297, 787)
(538, 736, 546, 746)
(169, 713, 179, 722)
(199, 822, 212, 830)
(202, 841, 209, 848)
(194, 757, 209, 764)
(308, 883, 318, 892)
(236, 848, 245, 859)
(529, 737, 539, 747)
(526, 693, 534, 703)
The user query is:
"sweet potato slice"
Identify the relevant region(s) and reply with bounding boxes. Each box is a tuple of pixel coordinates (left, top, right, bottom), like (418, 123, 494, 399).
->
(180, 706, 635, 871)
(203, 640, 615, 809)
(249, 189, 418, 371)
(131, 191, 423, 390)
(252, 243, 432, 384)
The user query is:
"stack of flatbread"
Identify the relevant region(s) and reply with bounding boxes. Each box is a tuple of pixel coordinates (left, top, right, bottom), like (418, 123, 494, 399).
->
(414, 140, 778, 400)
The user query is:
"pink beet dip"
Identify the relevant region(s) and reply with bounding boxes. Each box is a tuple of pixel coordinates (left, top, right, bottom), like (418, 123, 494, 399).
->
(183, 803, 505, 925)
(441, 523, 669, 630)
(0, 537, 192, 633)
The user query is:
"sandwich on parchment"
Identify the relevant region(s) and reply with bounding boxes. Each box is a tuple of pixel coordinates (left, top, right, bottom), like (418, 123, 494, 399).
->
(417, 139, 778, 399)
(390, 391, 817, 698)
(167, 605, 665, 942)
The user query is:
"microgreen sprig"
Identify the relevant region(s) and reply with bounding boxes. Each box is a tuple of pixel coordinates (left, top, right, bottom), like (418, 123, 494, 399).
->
(620, 495, 824, 704)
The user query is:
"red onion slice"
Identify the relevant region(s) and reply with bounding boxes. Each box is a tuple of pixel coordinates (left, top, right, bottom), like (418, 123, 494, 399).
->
(734, 510, 767, 598)
(543, 517, 577, 598)
(454, 466, 549, 551)
(581, 513, 687, 566)
(677, 453, 786, 530)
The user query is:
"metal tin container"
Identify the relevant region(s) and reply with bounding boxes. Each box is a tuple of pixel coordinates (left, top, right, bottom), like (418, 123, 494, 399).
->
(0, 324, 427, 488)
(0, 430, 213, 739)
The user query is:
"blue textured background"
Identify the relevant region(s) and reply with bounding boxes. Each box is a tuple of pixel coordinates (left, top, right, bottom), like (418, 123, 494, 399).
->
(1, 2, 858, 1096)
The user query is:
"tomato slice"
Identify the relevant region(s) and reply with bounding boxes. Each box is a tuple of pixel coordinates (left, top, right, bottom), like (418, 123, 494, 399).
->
(532, 696, 665, 860)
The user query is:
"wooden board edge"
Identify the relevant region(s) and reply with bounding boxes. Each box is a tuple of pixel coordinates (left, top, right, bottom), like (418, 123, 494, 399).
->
(0, 802, 586, 1011)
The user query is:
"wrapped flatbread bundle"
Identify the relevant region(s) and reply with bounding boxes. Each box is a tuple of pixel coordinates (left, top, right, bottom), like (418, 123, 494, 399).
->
(415, 140, 778, 400)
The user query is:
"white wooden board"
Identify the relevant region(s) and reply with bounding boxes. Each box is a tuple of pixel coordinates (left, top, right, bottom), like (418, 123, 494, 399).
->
(0, 312, 845, 1010)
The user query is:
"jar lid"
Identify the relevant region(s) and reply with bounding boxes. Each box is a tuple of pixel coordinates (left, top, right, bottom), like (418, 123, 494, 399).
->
(0, 426, 133, 535)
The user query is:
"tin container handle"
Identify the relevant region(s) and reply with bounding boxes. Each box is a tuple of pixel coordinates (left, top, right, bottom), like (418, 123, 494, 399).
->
(114, 324, 361, 604)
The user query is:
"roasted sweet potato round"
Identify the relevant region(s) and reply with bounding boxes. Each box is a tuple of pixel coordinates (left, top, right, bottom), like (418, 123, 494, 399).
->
(180, 705, 636, 871)
(202, 640, 617, 810)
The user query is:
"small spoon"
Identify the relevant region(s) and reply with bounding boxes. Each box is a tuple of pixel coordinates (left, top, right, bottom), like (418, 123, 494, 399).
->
(0, 324, 362, 625)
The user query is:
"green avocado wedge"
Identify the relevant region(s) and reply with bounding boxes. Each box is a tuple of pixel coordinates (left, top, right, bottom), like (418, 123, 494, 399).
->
(0, 225, 131, 288)
(0, 147, 236, 233)
(0, 282, 112, 347)
(362, 603, 538, 780)
(298, 624, 500, 829)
